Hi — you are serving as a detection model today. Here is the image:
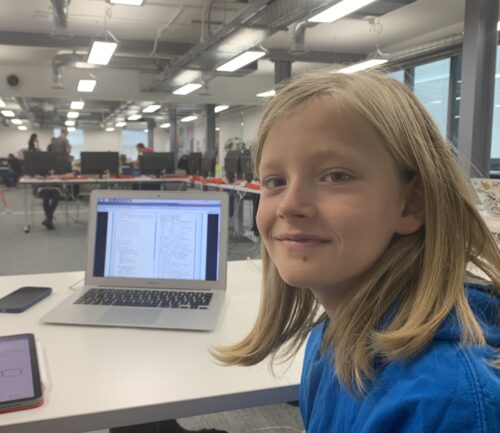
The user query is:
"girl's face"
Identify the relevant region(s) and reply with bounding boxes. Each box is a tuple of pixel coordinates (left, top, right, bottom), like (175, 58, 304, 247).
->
(257, 99, 421, 310)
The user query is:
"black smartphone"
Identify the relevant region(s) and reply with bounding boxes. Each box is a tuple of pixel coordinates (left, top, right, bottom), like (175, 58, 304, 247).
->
(0, 287, 52, 313)
(0, 334, 44, 413)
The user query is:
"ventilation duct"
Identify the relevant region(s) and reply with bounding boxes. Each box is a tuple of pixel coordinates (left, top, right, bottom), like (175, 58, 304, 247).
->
(290, 21, 317, 54)
(147, 0, 416, 92)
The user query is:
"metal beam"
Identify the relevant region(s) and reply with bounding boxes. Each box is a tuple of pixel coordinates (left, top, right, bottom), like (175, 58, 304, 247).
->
(268, 48, 365, 65)
(206, 104, 216, 154)
(457, 0, 498, 176)
(0, 31, 191, 56)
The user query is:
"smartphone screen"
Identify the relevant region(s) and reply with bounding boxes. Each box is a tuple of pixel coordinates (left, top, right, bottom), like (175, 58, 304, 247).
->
(0, 334, 43, 413)
(0, 287, 52, 313)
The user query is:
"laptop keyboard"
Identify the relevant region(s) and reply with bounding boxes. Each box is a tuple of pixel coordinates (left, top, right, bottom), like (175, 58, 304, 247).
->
(74, 288, 213, 310)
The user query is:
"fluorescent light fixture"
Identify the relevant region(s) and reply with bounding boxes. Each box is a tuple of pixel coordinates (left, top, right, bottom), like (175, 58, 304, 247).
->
(497, 21, 500, 31)
(1, 110, 15, 117)
(127, 114, 142, 121)
(78, 79, 97, 92)
(256, 89, 276, 98)
(105, 127, 115, 132)
(159, 122, 171, 129)
(180, 115, 198, 122)
(88, 40, 118, 66)
(143, 129, 149, 133)
(115, 121, 127, 127)
(0, 98, 5, 108)
(338, 58, 388, 74)
(309, 0, 377, 23)
(67, 111, 80, 119)
(65, 120, 76, 126)
(173, 83, 202, 95)
(142, 104, 161, 113)
(11, 119, 22, 125)
(216, 50, 265, 72)
(214, 105, 229, 113)
(18, 126, 28, 131)
(215, 127, 220, 131)
(110, 0, 145, 5)
(70, 100, 85, 110)
(67, 127, 76, 132)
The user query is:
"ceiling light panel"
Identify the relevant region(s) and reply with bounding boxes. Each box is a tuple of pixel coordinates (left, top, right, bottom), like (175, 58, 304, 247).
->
(159, 122, 171, 129)
(309, 0, 378, 23)
(142, 104, 161, 113)
(70, 101, 85, 110)
(338, 58, 388, 74)
(1, 110, 15, 117)
(256, 89, 276, 98)
(67, 111, 80, 119)
(214, 105, 229, 113)
(87, 40, 118, 66)
(216, 51, 265, 72)
(65, 120, 76, 126)
(77, 79, 97, 93)
(0, 98, 5, 108)
(115, 121, 127, 127)
(18, 126, 28, 131)
(11, 119, 22, 125)
(127, 114, 142, 121)
(180, 115, 198, 122)
(173, 83, 202, 95)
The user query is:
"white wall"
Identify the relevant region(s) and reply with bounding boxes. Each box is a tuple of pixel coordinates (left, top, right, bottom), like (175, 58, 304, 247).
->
(0, 128, 53, 157)
(84, 129, 121, 152)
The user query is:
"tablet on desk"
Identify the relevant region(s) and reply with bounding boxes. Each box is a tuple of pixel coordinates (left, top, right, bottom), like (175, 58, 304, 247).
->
(0, 334, 44, 414)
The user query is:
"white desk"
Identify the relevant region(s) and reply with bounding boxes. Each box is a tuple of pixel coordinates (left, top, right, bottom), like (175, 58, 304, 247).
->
(0, 260, 303, 433)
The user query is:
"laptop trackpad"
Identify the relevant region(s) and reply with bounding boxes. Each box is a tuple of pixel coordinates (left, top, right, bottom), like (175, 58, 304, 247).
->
(99, 308, 160, 325)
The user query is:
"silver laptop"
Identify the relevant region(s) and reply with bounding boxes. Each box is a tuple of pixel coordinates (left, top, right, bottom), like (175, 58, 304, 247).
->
(42, 189, 229, 331)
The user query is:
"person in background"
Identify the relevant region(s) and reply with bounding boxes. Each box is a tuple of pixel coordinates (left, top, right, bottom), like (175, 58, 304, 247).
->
(7, 153, 22, 187)
(214, 69, 500, 432)
(27, 133, 39, 151)
(51, 128, 72, 156)
(39, 127, 73, 230)
(46, 136, 57, 152)
(136, 142, 154, 155)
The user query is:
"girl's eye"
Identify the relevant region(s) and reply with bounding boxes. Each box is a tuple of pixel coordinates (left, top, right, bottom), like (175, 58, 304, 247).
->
(262, 176, 286, 189)
(322, 171, 350, 183)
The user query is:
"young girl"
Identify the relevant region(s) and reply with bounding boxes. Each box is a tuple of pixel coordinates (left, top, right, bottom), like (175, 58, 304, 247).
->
(215, 69, 500, 432)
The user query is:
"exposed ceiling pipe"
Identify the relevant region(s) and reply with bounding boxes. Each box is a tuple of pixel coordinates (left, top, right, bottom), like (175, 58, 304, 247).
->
(50, 0, 72, 37)
(151, 6, 185, 56)
(51, 52, 167, 88)
(290, 21, 317, 54)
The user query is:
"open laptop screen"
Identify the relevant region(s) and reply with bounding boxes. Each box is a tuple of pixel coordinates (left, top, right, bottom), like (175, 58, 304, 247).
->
(92, 197, 222, 281)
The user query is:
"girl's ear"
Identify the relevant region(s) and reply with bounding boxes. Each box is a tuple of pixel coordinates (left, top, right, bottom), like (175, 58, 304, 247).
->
(396, 175, 425, 235)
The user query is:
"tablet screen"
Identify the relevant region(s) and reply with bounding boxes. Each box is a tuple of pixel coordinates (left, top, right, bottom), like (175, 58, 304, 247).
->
(0, 335, 39, 403)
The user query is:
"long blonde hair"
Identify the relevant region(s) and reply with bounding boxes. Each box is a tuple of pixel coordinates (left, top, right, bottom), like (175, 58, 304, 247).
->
(214, 69, 500, 394)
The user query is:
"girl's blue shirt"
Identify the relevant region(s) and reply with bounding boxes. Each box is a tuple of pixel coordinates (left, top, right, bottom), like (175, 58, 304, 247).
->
(299, 284, 500, 433)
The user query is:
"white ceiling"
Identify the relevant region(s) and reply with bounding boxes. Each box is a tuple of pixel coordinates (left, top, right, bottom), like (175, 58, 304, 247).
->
(0, 0, 486, 128)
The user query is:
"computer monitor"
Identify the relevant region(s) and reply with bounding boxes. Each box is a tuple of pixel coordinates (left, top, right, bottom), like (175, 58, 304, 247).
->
(24, 152, 70, 176)
(139, 152, 175, 177)
(239, 150, 253, 182)
(224, 150, 241, 183)
(0, 158, 9, 168)
(201, 152, 216, 177)
(187, 152, 202, 175)
(80, 151, 119, 176)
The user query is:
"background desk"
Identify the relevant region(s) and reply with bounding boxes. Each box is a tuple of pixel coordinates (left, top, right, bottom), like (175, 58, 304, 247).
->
(0, 260, 303, 433)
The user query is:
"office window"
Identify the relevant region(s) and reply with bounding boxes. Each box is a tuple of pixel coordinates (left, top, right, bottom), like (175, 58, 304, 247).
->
(491, 45, 500, 158)
(388, 70, 405, 82)
(53, 128, 84, 160)
(121, 130, 148, 160)
(414, 59, 450, 137)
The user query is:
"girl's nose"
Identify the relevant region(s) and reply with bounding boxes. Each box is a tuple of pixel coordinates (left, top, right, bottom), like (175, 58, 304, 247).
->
(276, 181, 316, 219)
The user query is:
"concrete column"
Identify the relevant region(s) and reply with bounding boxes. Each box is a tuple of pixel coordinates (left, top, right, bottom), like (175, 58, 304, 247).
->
(457, 0, 498, 176)
(168, 107, 177, 160)
(146, 119, 155, 150)
(274, 59, 292, 85)
(206, 104, 215, 154)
